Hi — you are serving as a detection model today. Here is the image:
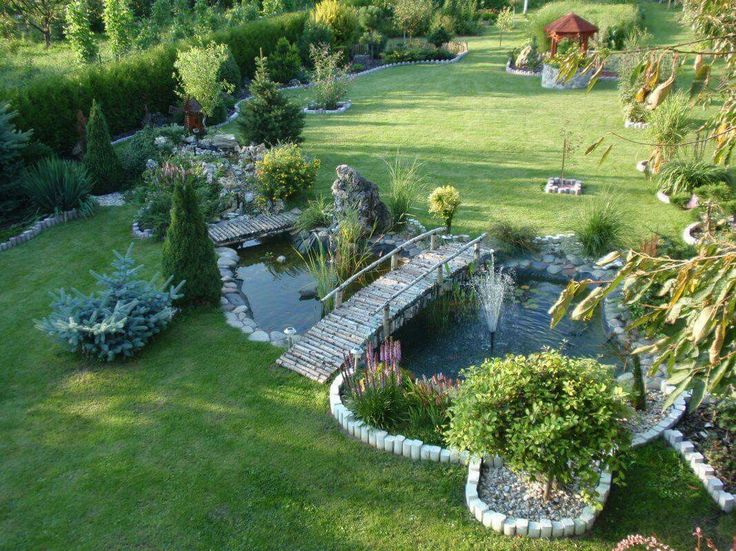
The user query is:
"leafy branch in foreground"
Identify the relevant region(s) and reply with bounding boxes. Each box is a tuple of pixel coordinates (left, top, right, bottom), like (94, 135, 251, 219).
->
(549, 243, 736, 407)
(563, 0, 736, 165)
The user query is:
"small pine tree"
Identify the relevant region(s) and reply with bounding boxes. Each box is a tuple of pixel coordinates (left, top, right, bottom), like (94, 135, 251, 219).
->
(0, 103, 32, 219)
(65, 0, 98, 64)
(238, 54, 305, 145)
(162, 174, 221, 306)
(104, 0, 135, 59)
(84, 100, 125, 194)
(631, 355, 647, 412)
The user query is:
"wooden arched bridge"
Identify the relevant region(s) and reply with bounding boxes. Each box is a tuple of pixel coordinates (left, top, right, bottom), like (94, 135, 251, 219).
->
(276, 229, 491, 383)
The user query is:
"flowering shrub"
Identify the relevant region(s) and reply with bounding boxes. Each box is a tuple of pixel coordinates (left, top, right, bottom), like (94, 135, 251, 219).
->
(255, 143, 319, 204)
(445, 350, 631, 501)
(340, 339, 458, 445)
(131, 161, 224, 239)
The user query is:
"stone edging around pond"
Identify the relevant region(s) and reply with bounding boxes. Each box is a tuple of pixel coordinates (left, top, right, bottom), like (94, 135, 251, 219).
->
(662, 428, 735, 512)
(466, 457, 611, 538)
(0, 208, 82, 253)
(329, 372, 472, 464)
(132, 221, 154, 239)
(303, 100, 352, 115)
(215, 246, 292, 348)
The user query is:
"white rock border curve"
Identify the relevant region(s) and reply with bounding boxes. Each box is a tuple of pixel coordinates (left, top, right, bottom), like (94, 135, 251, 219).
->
(505, 61, 541, 77)
(662, 428, 735, 512)
(465, 457, 612, 538)
(682, 221, 701, 246)
(329, 373, 472, 465)
(303, 100, 352, 115)
(0, 208, 82, 253)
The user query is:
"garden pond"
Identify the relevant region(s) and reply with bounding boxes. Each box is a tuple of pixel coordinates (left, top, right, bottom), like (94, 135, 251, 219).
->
(395, 276, 622, 379)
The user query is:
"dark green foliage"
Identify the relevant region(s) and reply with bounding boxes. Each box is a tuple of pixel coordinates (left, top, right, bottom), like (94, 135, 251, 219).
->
(268, 37, 302, 84)
(0, 102, 32, 221)
(489, 219, 540, 254)
(21, 158, 94, 214)
(669, 191, 692, 209)
(0, 13, 307, 155)
(427, 26, 451, 48)
(131, 160, 223, 239)
(298, 19, 334, 65)
(118, 125, 184, 179)
(36, 244, 183, 361)
(84, 100, 125, 194)
(238, 55, 305, 146)
(218, 46, 243, 91)
(382, 43, 454, 62)
(162, 173, 221, 306)
(631, 355, 646, 411)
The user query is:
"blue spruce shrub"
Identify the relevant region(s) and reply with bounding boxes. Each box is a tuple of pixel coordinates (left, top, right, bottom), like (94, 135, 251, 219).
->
(37, 244, 184, 361)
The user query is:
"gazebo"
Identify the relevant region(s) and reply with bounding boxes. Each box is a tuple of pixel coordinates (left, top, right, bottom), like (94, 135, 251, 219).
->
(544, 12, 598, 57)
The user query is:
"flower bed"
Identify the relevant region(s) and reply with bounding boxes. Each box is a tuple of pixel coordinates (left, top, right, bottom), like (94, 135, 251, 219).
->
(505, 61, 541, 77)
(303, 100, 352, 114)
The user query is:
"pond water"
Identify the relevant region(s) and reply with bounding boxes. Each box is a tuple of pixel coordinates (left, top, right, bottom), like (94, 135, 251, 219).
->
(236, 237, 322, 334)
(394, 277, 622, 380)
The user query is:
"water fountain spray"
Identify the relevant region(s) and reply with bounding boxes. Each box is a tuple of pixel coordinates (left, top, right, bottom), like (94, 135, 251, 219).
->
(474, 257, 514, 350)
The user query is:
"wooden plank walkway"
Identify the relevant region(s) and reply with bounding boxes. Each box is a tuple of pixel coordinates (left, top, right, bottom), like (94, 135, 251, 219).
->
(208, 211, 299, 246)
(276, 241, 480, 383)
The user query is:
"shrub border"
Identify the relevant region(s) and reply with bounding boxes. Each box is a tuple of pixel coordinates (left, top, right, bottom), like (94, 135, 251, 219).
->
(662, 428, 735, 512)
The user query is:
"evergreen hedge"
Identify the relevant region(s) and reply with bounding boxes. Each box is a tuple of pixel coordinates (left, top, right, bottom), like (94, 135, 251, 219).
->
(0, 12, 308, 155)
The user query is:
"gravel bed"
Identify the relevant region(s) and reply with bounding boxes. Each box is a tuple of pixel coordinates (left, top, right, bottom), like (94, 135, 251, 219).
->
(93, 193, 126, 206)
(622, 390, 671, 435)
(679, 405, 735, 493)
(478, 463, 587, 521)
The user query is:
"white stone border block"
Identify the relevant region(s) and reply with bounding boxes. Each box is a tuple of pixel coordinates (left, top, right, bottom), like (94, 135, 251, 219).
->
(303, 100, 352, 115)
(329, 373, 467, 464)
(0, 208, 82, 253)
(662, 426, 735, 512)
(465, 456, 612, 538)
(505, 60, 542, 77)
(624, 120, 649, 129)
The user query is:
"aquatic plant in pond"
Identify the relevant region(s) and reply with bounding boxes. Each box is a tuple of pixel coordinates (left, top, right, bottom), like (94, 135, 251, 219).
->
(474, 263, 514, 348)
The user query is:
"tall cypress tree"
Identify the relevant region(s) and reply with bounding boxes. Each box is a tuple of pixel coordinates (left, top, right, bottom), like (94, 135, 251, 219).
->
(84, 99, 124, 194)
(162, 176, 221, 306)
(238, 54, 304, 145)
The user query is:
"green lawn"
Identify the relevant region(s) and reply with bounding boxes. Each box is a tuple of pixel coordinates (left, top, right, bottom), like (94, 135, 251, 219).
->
(2, 4, 735, 550)
(225, 3, 700, 243)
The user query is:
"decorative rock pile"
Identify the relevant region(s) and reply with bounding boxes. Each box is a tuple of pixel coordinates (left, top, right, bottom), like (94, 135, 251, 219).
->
(331, 164, 392, 234)
(545, 177, 583, 195)
(215, 246, 292, 348)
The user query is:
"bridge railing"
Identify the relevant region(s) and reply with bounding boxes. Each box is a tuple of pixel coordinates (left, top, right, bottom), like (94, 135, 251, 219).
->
(320, 227, 446, 308)
(370, 233, 488, 338)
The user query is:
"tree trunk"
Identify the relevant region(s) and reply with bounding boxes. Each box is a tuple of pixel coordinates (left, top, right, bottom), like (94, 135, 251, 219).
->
(523, 0, 528, 14)
(543, 477, 553, 501)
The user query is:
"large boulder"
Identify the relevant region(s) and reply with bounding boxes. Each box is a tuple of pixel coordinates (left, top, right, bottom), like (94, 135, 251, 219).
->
(331, 165, 391, 234)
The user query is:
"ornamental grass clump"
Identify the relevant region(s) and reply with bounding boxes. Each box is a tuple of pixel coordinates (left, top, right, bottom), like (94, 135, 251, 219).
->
(37, 244, 183, 361)
(384, 154, 425, 229)
(575, 195, 626, 257)
(21, 158, 95, 215)
(445, 350, 631, 501)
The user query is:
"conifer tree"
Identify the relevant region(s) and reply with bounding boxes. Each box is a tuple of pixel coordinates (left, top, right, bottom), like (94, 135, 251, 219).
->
(84, 100, 125, 194)
(0, 103, 32, 219)
(65, 0, 98, 64)
(162, 174, 221, 307)
(238, 54, 305, 145)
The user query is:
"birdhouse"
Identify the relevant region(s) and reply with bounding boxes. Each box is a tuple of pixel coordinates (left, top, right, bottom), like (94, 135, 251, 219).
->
(183, 97, 205, 135)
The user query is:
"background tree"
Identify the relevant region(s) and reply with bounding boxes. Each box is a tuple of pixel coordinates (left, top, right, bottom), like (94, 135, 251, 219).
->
(260, 0, 284, 17)
(496, 6, 514, 46)
(238, 54, 304, 145)
(65, 0, 98, 64)
(392, 0, 432, 40)
(174, 42, 234, 122)
(84, 99, 125, 194)
(103, 0, 135, 59)
(2, 0, 69, 47)
(268, 37, 302, 84)
(313, 0, 358, 49)
(162, 172, 221, 307)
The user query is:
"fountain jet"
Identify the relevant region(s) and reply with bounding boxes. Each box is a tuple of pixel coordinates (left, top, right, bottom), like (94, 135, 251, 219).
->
(475, 259, 514, 350)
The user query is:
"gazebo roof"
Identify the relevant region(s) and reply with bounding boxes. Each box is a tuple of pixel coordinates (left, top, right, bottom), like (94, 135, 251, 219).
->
(544, 12, 598, 35)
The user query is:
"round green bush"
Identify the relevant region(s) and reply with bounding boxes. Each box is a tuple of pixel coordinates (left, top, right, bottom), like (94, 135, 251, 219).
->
(445, 350, 630, 500)
(255, 143, 320, 203)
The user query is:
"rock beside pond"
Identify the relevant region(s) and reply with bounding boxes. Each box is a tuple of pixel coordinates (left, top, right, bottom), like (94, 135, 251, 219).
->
(249, 330, 270, 342)
(332, 164, 391, 234)
(299, 282, 318, 300)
